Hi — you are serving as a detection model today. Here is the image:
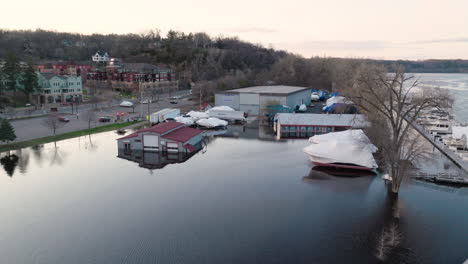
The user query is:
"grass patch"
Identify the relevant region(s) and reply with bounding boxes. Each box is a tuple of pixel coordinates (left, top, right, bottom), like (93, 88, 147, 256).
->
(0, 121, 144, 152)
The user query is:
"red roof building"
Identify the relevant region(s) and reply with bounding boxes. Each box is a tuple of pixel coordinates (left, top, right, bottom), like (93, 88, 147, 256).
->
(117, 122, 203, 153)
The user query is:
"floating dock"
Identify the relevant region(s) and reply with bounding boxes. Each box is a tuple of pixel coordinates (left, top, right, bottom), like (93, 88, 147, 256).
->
(407, 117, 468, 174)
(411, 172, 468, 186)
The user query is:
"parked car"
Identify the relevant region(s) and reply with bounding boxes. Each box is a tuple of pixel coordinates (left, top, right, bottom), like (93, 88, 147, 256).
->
(120, 101, 134, 107)
(170, 101, 178, 104)
(58, 116, 70, 122)
(99, 116, 111, 122)
(140, 99, 152, 104)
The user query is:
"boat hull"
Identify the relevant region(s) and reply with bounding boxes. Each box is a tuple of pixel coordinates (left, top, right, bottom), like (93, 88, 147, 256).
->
(312, 161, 373, 171)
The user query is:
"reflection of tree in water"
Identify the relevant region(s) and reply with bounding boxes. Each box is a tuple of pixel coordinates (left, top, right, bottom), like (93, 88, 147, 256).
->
(15, 149, 30, 174)
(1, 154, 19, 177)
(374, 192, 408, 262)
(49, 142, 67, 166)
(31, 144, 45, 165)
(84, 135, 98, 152)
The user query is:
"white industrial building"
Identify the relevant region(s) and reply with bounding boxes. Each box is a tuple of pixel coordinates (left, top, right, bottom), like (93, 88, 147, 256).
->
(274, 113, 369, 139)
(215, 85, 311, 115)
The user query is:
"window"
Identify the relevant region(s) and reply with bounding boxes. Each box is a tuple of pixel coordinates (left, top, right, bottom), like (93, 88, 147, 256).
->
(77, 82, 81, 85)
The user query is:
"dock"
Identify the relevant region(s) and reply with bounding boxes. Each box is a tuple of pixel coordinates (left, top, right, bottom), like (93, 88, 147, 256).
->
(410, 172, 468, 186)
(406, 116, 468, 173)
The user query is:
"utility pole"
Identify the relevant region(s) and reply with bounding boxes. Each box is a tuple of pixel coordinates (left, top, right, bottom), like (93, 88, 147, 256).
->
(199, 84, 202, 111)
(139, 82, 143, 118)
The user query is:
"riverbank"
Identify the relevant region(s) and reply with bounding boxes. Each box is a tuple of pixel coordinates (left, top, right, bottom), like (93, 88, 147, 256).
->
(0, 121, 145, 152)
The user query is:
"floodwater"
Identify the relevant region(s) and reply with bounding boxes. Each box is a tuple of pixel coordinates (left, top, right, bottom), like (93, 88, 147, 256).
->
(0, 126, 467, 264)
(0, 73, 467, 263)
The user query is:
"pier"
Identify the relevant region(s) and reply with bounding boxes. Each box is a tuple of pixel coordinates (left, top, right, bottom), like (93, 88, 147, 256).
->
(406, 116, 468, 174)
(410, 172, 468, 186)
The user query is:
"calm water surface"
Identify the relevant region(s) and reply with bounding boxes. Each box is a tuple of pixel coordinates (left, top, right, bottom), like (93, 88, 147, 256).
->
(1, 73, 468, 264)
(0, 128, 467, 264)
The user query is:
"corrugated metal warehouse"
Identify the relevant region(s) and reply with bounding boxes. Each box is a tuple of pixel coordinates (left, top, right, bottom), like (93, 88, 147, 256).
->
(215, 85, 311, 115)
(274, 113, 369, 138)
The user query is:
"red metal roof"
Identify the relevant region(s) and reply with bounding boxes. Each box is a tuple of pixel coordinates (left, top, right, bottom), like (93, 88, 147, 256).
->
(162, 127, 202, 143)
(117, 122, 185, 140)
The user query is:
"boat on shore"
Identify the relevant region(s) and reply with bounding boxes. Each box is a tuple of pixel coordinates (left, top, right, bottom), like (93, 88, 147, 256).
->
(303, 130, 378, 171)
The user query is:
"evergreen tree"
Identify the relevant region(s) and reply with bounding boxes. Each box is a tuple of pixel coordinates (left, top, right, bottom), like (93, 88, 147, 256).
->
(3, 52, 20, 101)
(0, 118, 17, 143)
(0, 64, 4, 95)
(20, 59, 39, 101)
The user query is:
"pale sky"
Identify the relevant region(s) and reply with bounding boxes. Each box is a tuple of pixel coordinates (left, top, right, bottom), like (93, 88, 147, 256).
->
(2, 0, 468, 59)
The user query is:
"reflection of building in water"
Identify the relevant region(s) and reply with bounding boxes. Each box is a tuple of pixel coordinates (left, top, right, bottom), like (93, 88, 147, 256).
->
(117, 148, 201, 170)
(221, 123, 279, 141)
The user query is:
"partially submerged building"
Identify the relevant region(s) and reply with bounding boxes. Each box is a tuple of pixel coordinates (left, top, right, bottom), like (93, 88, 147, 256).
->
(215, 85, 311, 116)
(117, 122, 203, 153)
(274, 113, 369, 138)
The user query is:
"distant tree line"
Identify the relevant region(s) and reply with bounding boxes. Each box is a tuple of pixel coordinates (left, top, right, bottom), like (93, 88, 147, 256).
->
(2, 28, 466, 102)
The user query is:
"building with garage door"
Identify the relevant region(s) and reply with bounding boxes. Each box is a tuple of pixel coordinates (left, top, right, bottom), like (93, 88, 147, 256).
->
(117, 122, 203, 153)
(215, 85, 311, 116)
(274, 113, 369, 139)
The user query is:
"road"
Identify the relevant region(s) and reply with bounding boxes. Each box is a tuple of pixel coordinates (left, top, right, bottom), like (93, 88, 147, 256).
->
(3, 94, 197, 144)
(1, 90, 192, 120)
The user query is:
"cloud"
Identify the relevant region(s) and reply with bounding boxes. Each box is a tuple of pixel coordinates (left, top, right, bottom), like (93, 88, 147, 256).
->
(281, 40, 396, 51)
(405, 38, 468, 45)
(211, 26, 277, 34)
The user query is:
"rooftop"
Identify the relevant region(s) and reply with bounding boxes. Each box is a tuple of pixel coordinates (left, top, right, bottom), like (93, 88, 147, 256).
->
(118, 122, 184, 140)
(276, 113, 369, 128)
(162, 127, 202, 142)
(222, 85, 310, 95)
(39, 72, 81, 80)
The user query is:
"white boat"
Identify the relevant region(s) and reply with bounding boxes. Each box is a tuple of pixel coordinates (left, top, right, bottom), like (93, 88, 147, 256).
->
(186, 111, 209, 121)
(174, 116, 195, 126)
(302, 130, 378, 171)
(424, 120, 453, 135)
(196, 117, 228, 129)
(311, 92, 320, 101)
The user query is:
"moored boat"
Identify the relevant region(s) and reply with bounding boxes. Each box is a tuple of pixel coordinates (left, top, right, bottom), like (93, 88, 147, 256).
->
(303, 130, 378, 171)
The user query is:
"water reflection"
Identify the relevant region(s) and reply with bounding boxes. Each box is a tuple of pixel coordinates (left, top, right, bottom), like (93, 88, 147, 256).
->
(16, 149, 30, 174)
(0, 154, 19, 177)
(307, 166, 377, 178)
(117, 149, 201, 170)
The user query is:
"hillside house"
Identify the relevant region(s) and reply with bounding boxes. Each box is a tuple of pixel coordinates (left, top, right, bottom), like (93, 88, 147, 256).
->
(92, 51, 110, 62)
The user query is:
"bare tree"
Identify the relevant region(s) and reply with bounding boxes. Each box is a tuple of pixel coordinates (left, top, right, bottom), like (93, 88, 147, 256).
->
(42, 113, 66, 136)
(4, 107, 16, 119)
(374, 223, 403, 261)
(344, 64, 451, 193)
(81, 110, 97, 129)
